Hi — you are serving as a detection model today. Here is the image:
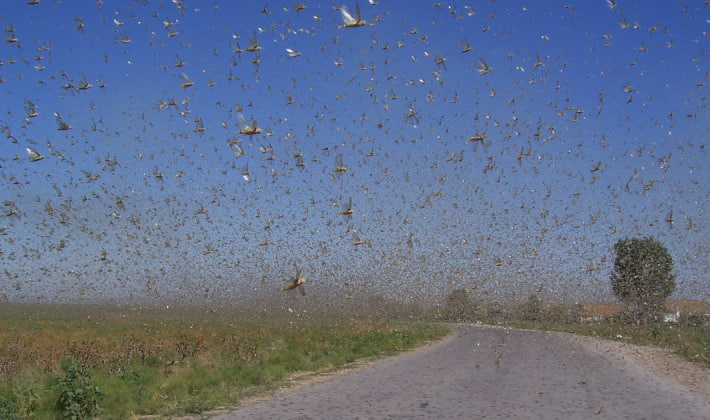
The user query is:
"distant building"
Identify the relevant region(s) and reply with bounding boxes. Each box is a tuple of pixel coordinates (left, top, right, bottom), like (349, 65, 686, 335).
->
(665, 299, 710, 325)
(578, 303, 623, 323)
(663, 308, 680, 324)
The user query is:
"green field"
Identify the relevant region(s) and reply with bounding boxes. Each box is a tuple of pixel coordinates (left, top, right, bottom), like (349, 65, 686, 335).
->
(0, 304, 448, 419)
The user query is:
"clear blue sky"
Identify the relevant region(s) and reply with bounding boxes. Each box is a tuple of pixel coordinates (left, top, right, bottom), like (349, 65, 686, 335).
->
(1, 1, 708, 306)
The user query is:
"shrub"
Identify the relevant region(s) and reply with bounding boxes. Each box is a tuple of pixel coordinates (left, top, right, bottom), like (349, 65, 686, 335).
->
(518, 294, 543, 321)
(53, 357, 103, 419)
(437, 289, 478, 321)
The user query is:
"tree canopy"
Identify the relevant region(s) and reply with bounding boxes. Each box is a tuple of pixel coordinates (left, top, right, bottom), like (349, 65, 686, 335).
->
(611, 237, 675, 323)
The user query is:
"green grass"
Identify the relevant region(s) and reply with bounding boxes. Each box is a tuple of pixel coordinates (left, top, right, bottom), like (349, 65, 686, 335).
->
(0, 304, 448, 419)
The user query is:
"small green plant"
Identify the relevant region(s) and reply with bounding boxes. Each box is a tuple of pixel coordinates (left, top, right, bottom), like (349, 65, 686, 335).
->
(0, 396, 20, 420)
(0, 383, 39, 420)
(53, 357, 103, 419)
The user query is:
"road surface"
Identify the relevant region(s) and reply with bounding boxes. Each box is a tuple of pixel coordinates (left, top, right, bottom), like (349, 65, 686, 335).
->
(214, 324, 710, 419)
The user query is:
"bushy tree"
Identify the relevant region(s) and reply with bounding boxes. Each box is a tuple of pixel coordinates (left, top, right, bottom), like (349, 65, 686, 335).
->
(611, 237, 675, 323)
(518, 293, 543, 321)
(438, 289, 477, 321)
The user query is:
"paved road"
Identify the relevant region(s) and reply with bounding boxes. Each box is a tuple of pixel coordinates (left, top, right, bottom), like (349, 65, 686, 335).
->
(214, 325, 710, 419)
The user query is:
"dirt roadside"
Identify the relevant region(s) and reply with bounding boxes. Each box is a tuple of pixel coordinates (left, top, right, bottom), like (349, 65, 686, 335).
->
(562, 331, 710, 406)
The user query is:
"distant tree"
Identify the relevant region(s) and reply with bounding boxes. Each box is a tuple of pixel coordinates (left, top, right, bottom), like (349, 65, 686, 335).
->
(439, 289, 476, 321)
(611, 237, 675, 323)
(518, 293, 543, 321)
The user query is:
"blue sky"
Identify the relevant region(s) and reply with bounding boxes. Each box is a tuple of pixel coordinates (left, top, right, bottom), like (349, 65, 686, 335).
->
(1, 0, 708, 306)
